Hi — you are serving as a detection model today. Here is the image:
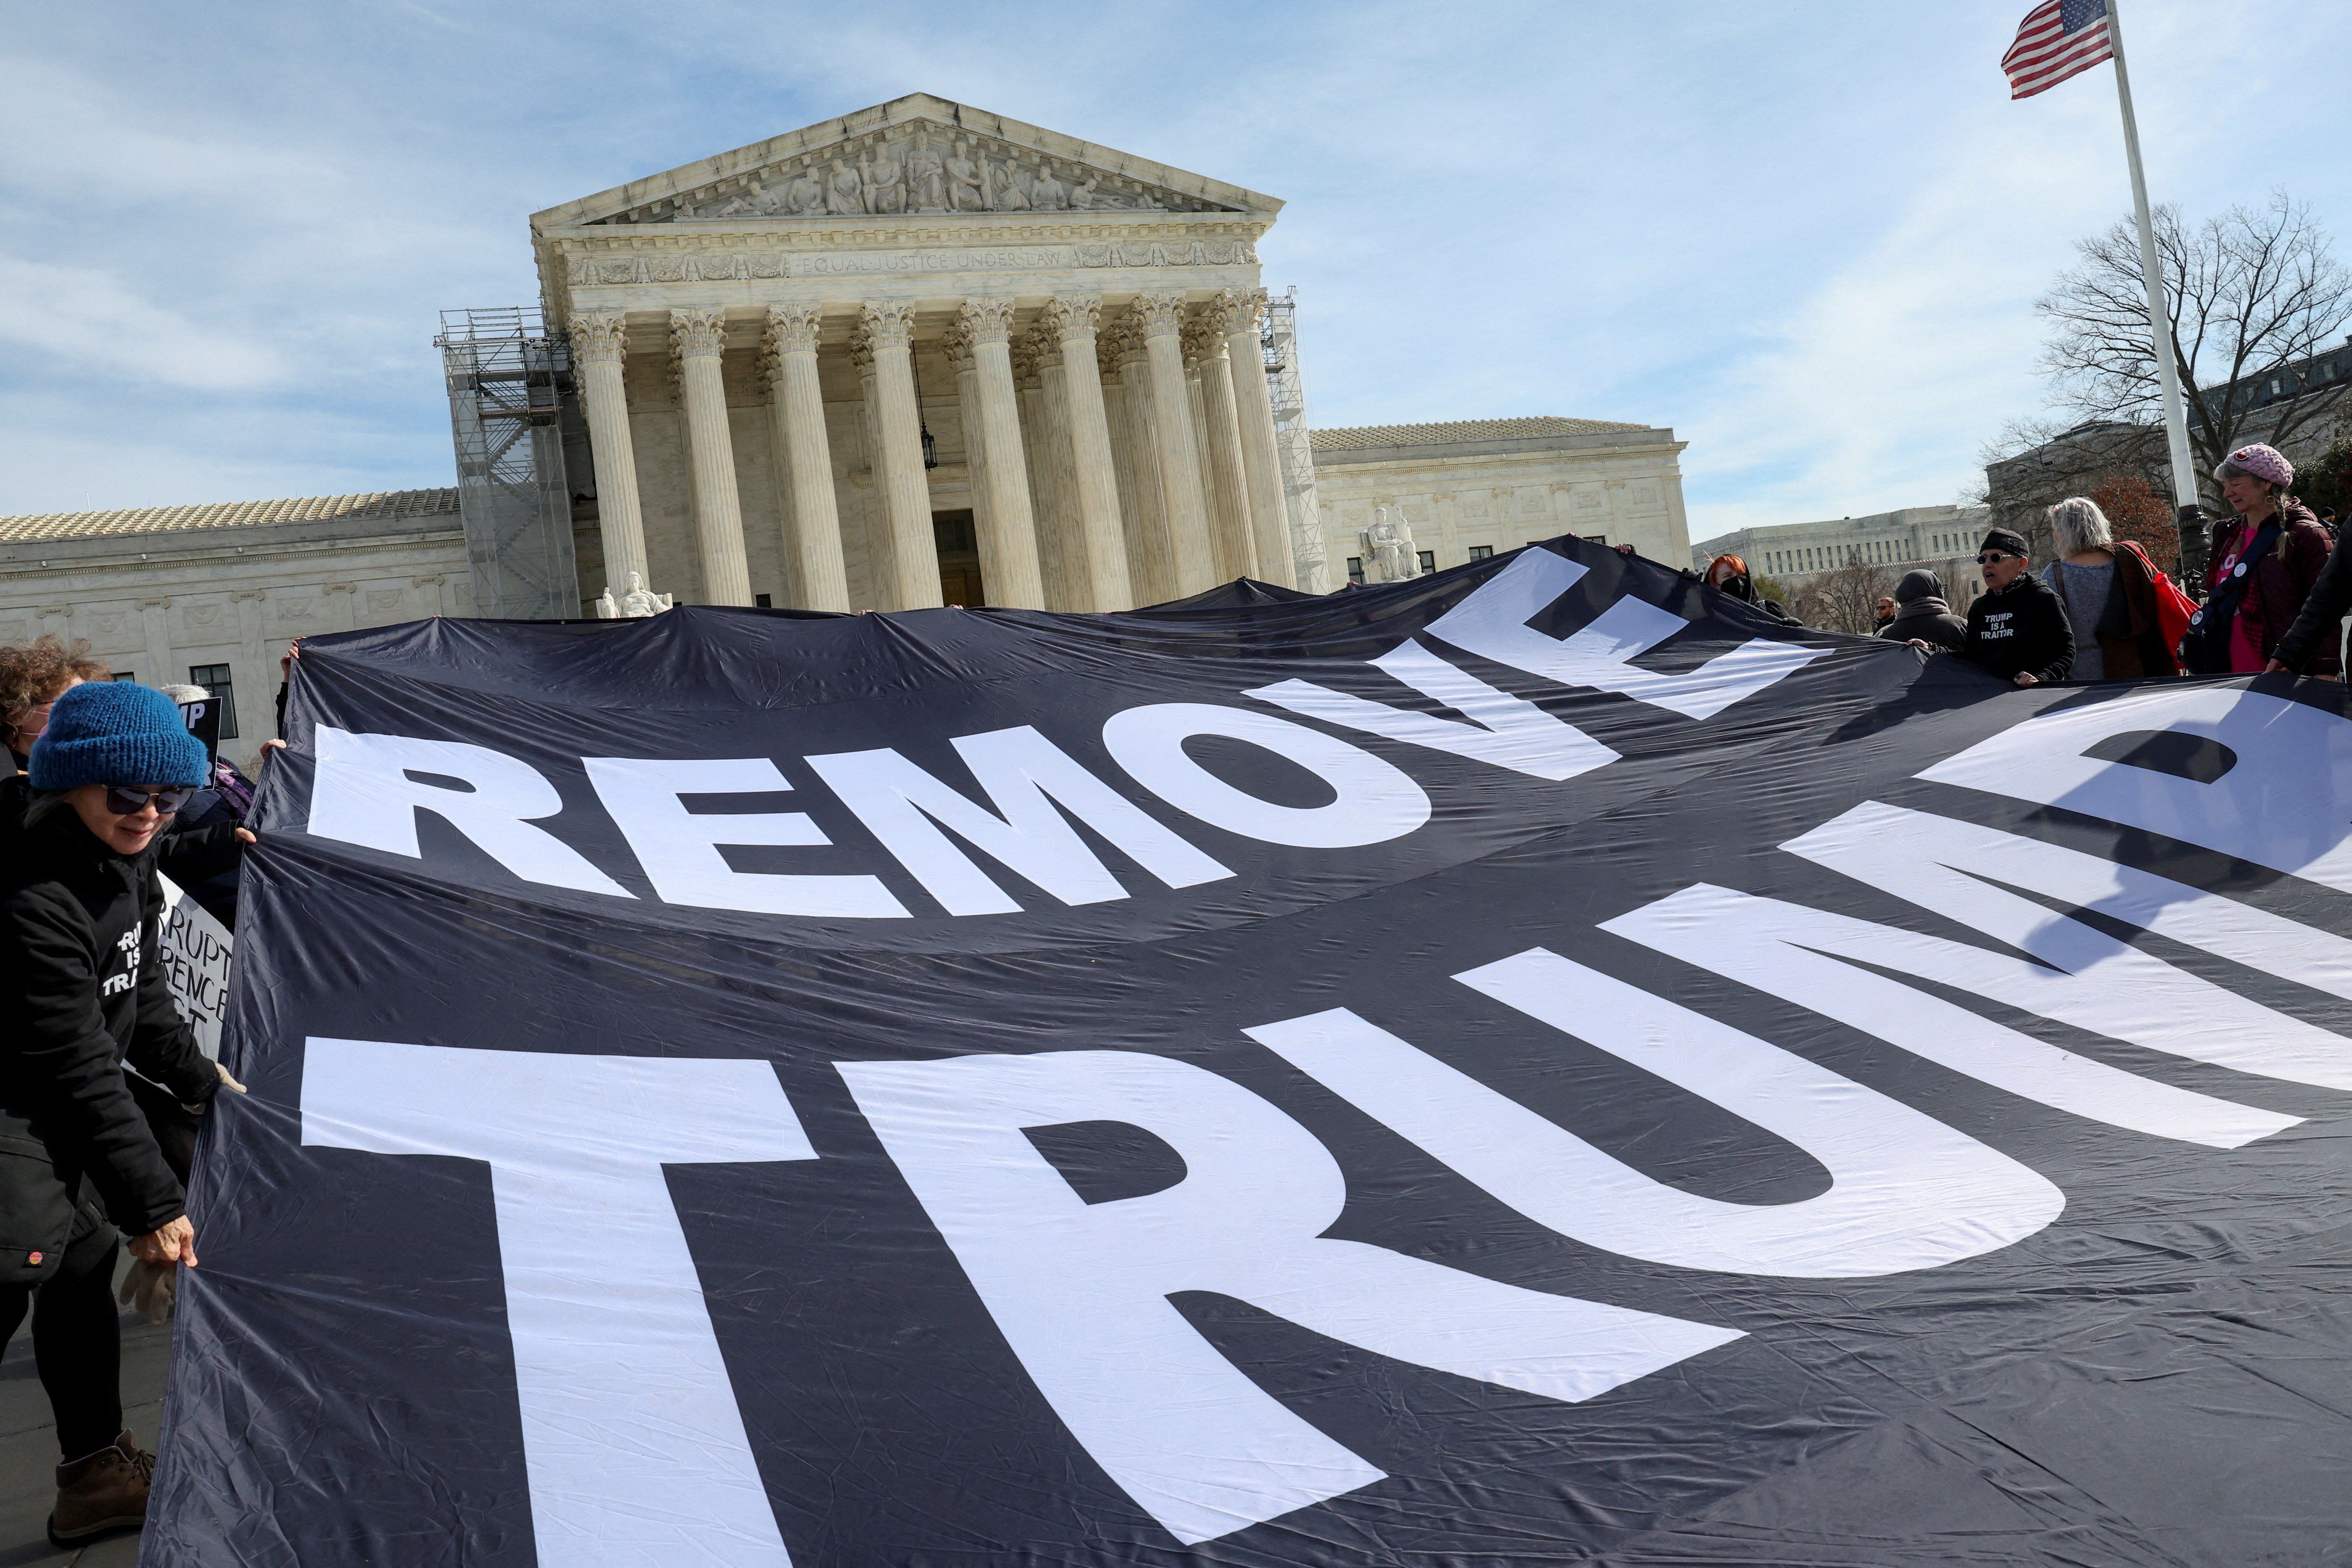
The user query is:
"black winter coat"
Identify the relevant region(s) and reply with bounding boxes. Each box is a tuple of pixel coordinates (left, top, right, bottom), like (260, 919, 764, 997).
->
(1961, 571, 2075, 682)
(0, 802, 219, 1276)
(1881, 596, 1969, 652)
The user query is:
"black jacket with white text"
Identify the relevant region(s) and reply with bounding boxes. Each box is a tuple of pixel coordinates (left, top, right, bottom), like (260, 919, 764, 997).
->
(1961, 571, 2075, 683)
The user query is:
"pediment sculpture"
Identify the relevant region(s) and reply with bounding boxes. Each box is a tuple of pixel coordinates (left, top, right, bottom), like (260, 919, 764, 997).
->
(597, 124, 1240, 226)
(594, 572, 674, 619)
(1360, 506, 1421, 583)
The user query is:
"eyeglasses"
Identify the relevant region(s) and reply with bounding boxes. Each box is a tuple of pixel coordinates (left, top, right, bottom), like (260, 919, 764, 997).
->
(1976, 552, 2018, 566)
(104, 785, 194, 817)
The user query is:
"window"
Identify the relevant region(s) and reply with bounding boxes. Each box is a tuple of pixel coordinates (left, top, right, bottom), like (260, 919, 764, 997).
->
(111, 671, 136, 683)
(754, 594, 772, 608)
(187, 664, 238, 740)
(1416, 550, 1435, 574)
(1468, 544, 1493, 561)
(1586, 534, 1607, 548)
(1346, 556, 1365, 586)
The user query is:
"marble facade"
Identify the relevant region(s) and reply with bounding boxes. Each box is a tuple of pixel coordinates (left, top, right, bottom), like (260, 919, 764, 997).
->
(1308, 418, 1691, 586)
(542, 93, 1305, 613)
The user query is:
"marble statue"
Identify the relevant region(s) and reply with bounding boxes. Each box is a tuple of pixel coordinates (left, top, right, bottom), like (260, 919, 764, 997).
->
(945, 139, 985, 211)
(863, 145, 905, 215)
(989, 155, 1030, 211)
(780, 165, 825, 215)
(1030, 164, 1067, 210)
(595, 572, 674, 619)
(907, 130, 946, 213)
(1069, 177, 1097, 210)
(1361, 506, 1419, 582)
(824, 159, 864, 216)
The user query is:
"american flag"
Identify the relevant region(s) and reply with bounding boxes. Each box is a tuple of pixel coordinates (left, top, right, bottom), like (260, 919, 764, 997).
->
(2003, 0, 2113, 99)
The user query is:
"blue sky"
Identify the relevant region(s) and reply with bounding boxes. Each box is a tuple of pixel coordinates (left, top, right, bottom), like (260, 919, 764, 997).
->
(4, 0, 2348, 546)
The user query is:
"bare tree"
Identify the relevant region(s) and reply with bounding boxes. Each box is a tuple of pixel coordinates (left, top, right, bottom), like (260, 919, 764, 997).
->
(2036, 192, 2352, 569)
(1791, 552, 1893, 636)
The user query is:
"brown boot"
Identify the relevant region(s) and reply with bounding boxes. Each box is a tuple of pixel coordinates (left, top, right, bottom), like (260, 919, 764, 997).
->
(48, 1429, 154, 1545)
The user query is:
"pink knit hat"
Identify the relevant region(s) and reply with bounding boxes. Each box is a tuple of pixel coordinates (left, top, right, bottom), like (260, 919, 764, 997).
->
(2218, 443, 2294, 487)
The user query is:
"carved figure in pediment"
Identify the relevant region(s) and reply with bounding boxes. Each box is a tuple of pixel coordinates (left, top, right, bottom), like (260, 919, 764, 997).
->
(945, 140, 986, 211)
(989, 155, 1030, 212)
(907, 130, 946, 213)
(1070, 177, 1097, 211)
(863, 145, 906, 215)
(824, 159, 865, 216)
(780, 165, 825, 215)
(1361, 506, 1419, 583)
(1030, 164, 1067, 211)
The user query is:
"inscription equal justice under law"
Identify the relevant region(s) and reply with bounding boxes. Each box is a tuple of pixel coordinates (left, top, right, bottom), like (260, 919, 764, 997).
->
(564, 239, 1260, 287)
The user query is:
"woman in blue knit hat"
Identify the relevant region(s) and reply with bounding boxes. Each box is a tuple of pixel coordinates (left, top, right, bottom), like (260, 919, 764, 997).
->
(0, 681, 250, 1546)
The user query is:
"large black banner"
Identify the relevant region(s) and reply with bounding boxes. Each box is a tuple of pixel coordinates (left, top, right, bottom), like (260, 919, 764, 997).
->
(150, 540, 2352, 1566)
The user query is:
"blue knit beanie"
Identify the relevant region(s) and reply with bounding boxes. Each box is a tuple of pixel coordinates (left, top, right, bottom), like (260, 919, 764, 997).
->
(29, 682, 208, 791)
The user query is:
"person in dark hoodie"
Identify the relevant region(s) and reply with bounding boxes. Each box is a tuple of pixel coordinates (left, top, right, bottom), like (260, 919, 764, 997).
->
(1927, 529, 2073, 686)
(1701, 554, 1797, 623)
(0, 682, 248, 1546)
(1879, 569, 1968, 651)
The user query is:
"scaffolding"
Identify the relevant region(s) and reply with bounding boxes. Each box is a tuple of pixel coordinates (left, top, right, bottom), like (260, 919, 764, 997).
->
(435, 307, 582, 619)
(1259, 287, 1331, 593)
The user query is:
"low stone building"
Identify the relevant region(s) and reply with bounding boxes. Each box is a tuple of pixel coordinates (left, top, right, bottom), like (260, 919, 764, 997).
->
(0, 491, 471, 769)
(1694, 504, 1990, 606)
(1309, 418, 1688, 585)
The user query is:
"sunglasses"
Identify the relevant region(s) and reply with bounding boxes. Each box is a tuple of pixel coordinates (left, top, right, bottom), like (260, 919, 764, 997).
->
(104, 785, 194, 817)
(1976, 552, 2018, 566)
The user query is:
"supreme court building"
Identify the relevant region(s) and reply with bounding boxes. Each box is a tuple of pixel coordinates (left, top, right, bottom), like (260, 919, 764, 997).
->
(0, 94, 1692, 764)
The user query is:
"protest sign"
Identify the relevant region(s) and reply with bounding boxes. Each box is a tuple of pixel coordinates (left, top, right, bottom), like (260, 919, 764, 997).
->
(176, 694, 222, 769)
(149, 539, 2352, 1566)
(157, 873, 232, 1060)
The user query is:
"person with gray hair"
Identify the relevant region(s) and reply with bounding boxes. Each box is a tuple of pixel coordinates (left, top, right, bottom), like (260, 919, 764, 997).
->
(2040, 497, 2178, 679)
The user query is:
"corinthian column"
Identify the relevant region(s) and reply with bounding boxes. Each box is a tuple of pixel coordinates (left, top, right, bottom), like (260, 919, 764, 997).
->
(1016, 335, 1078, 610)
(1108, 320, 1175, 605)
(1132, 293, 1215, 596)
(1217, 289, 1296, 588)
(669, 308, 753, 605)
(761, 306, 850, 612)
(1186, 317, 1259, 583)
(566, 312, 652, 596)
(956, 299, 1046, 609)
(1043, 295, 1131, 611)
(854, 302, 944, 610)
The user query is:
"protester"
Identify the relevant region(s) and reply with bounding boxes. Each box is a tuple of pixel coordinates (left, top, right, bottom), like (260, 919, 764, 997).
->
(2187, 445, 2334, 676)
(2038, 497, 2181, 679)
(1879, 569, 1968, 651)
(0, 682, 249, 1545)
(0, 638, 101, 772)
(1920, 529, 2072, 686)
(2264, 484, 2352, 680)
(1700, 554, 1797, 623)
(1873, 596, 1897, 632)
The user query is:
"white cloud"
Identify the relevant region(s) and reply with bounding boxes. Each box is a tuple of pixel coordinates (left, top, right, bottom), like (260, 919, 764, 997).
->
(0, 256, 289, 390)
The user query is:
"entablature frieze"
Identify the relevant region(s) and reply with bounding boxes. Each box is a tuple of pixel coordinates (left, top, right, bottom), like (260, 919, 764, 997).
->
(550, 233, 1262, 291)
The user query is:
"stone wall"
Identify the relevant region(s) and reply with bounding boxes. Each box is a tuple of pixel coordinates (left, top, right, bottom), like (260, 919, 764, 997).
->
(1309, 419, 1690, 584)
(0, 494, 471, 770)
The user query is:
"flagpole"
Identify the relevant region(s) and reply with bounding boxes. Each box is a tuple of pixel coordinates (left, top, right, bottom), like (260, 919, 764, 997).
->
(2106, 0, 2200, 515)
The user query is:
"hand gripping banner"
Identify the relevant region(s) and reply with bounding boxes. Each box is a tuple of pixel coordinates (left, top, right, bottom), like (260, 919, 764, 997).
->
(147, 540, 2352, 1565)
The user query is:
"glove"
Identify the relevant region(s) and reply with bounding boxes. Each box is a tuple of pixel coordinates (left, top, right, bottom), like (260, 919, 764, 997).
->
(116, 1257, 177, 1326)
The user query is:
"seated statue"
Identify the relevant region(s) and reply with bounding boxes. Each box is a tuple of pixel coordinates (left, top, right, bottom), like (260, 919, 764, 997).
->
(595, 572, 674, 619)
(1360, 506, 1420, 582)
